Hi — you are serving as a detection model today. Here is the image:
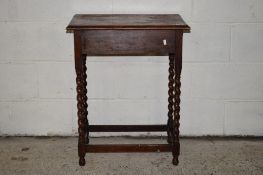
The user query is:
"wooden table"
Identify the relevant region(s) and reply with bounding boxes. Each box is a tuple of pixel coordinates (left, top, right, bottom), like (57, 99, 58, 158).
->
(66, 14, 190, 166)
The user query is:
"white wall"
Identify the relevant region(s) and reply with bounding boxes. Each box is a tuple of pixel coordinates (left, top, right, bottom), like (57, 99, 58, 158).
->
(0, 0, 263, 136)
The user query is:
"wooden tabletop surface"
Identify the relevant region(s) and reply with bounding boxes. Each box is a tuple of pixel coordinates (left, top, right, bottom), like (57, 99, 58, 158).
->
(66, 14, 190, 31)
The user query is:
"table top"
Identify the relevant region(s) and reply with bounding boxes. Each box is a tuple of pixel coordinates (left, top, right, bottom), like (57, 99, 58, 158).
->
(66, 14, 190, 32)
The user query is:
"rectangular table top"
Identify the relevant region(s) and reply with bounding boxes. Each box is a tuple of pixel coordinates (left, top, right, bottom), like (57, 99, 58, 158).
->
(66, 14, 190, 32)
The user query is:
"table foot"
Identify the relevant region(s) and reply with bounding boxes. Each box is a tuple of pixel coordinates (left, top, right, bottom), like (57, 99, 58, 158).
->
(79, 157, 86, 166)
(172, 157, 179, 165)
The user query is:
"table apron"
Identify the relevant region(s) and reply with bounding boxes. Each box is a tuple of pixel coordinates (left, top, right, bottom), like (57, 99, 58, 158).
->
(81, 30, 176, 56)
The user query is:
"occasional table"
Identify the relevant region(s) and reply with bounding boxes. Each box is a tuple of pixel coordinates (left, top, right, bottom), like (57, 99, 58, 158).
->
(66, 14, 190, 166)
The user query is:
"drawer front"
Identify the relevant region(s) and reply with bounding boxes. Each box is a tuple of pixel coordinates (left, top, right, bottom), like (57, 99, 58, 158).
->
(82, 30, 175, 56)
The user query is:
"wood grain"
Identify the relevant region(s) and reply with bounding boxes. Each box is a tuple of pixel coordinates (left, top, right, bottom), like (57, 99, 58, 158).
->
(66, 14, 190, 31)
(82, 30, 175, 56)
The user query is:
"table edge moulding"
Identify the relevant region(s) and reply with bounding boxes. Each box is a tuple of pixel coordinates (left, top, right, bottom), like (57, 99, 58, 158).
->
(66, 14, 191, 166)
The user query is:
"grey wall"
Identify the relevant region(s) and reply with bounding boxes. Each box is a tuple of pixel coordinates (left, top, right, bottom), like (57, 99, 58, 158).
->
(0, 0, 263, 136)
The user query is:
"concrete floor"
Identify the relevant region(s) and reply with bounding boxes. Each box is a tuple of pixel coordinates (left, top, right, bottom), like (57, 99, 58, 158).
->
(0, 137, 262, 175)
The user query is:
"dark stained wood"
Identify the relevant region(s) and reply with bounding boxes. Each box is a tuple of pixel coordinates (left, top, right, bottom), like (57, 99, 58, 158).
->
(89, 125, 167, 132)
(66, 14, 190, 31)
(67, 14, 190, 166)
(171, 31, 183, 165)
(85, 144, 172, 153)
(167, 53, 175, 145)
(74, 31, 88, 166)
(82, 30, 175, 56)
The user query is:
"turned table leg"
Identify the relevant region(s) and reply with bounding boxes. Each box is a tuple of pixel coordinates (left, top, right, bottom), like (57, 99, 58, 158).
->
(168, 31, 183, 165)
(167, 53, 175, 145)
(172, 69, 181, 165)
(167, 53, 181, 165)
(82, 55, 89, 144)
(76, 57, 88, 166)
(74, 31, 88, 166)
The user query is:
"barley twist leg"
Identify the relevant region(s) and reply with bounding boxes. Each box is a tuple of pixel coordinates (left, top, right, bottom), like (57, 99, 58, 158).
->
(172, 70, 181, 165)
(76, 58, 88, 166)
(167, 54, 175, 144)
(82, 55, 89, 144)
